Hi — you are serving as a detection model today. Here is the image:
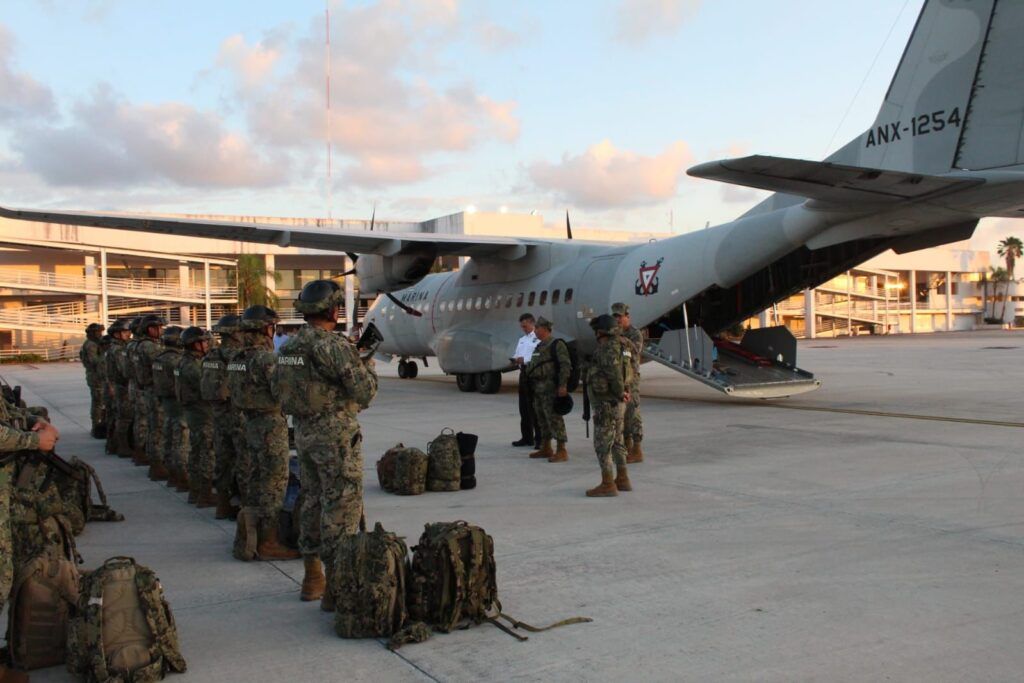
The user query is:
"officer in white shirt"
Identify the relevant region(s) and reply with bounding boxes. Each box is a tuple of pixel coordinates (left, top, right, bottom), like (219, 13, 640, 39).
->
(512, 313, 540, 447)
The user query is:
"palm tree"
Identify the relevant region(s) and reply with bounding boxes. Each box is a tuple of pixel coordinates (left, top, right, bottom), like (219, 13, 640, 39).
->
(236, 254, 280, 308)
(997, 236, 1023, 278)
(989, 266, 1011, 321)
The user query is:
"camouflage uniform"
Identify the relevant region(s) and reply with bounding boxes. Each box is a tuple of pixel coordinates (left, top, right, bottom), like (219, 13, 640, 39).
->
(620, 324, 644, 446)
(276, 325, 378, 570)
(80, 333, 104, 432)
(0, 410, 42, 619)
(126, 334, 149, 462)
(135, 335, 164, 471)
(228, 333, 288, 519)
(586, 333, 629, 473)
(176, 346, 214, 492)
(107, 335, 134, 457)
(526, 336, 572, 444)
(99, 337, 116, 450)
(201, 336, 245, 504)
(154, 344, 189, 481)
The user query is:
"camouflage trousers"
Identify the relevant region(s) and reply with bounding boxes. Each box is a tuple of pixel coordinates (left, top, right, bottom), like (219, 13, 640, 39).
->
(133, 384, 149, 457)
(242, 410, 289, 518)
(531, 382, 567, 443)
(145, 389, 163, 465)
(103, 383, 116, 443)
(112, 384, 133, 456)
(0, 462, 11, 616)
(212, 402, 245, 498)
(624, 385, 643, 444)
(160, 397, 189, 475)
(592, 400, 627, 473)
(88, 380, 104, 429)
(295, 410, 364, 567)
(183, 403, 214, 485)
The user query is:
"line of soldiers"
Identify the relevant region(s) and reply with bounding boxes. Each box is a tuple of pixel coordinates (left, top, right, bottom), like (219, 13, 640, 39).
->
(79, 278, 377, 609)
(521, 302, 645, 497)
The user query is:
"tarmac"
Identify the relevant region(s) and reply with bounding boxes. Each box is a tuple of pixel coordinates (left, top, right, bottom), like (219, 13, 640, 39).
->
(6, 329, 1024, 682)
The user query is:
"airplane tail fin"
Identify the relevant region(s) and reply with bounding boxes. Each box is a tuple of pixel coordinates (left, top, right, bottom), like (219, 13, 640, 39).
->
(831, 0, 1024, 174)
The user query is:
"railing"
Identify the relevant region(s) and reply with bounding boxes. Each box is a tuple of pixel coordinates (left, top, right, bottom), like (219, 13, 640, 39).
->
(0, 268, 236, 301)
(0, 346, 79, 362)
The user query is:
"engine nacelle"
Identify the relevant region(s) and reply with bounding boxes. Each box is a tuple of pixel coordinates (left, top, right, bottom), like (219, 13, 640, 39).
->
(355, 250, 435, 293)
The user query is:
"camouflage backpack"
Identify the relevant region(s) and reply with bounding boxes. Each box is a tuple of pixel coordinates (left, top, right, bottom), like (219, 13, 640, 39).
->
(376, 445, 400, 492)
(66, 557, 187, 683)
(333, 519, 410, 639)
(6, 544, 80, 670)
(10, 460, 81, 565)
(378, 445, 429, 496)
(426, 428, 461, 492)
(56, 456, 125, 536)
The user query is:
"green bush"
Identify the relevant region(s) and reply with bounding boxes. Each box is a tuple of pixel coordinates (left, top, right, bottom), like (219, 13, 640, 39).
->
(0, 354, 45, 364)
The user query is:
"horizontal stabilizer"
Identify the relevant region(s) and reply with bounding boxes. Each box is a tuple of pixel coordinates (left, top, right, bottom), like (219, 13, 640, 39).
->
(687, 155, 983, 205)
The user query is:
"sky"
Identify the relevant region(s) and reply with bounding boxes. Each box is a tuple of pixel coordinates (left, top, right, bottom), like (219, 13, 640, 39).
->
(0, 0, 1020, 256)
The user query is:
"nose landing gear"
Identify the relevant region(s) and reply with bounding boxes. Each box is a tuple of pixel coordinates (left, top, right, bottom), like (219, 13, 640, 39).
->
(397, 359, 418, 379)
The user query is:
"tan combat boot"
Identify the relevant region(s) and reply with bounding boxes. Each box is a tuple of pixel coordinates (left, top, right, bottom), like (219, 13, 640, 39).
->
(586, 470, 618, 497)
(548, 442, 569, 463)
(321, 561, 336, 612)
(133, 446, 149, 467)
(257, 516, 301, 560)
(0, 664, 30, 683)
(233, 509, 259, 561)
(175, 470, 191, 493)
(196, 480, 217, 509)
(626, 441, 644, 464)
(149, 461, 169, 481)
(214, 490, 234, 519)
(187, 477, 200, 504)
(615, 465, 632, 492)
(301, 556, 326, 602)
(529, 440, 554, 459)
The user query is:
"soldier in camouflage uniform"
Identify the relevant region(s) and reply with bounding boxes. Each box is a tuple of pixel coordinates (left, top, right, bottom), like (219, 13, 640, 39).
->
(80, 322, 106, 438)
(98, 333, 115, 453)
(106, 319, 134, 459)
(228, 305, 298, 561)
(0, 399, 58, 683)
(202, 314, 244, 519)
(584, 314, 632, 497)
(126, 316, 149, 466)
(177, 326, 216, 508)
(525, 317, 572, 463)
(612, 302, 645, 463)
(135, 315, 167, 480)
(275, 280, 378, 606)
(154, 326, 189, 492)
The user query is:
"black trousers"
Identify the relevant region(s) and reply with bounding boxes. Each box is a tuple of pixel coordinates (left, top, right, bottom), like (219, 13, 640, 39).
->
(518, 370, 537, 442)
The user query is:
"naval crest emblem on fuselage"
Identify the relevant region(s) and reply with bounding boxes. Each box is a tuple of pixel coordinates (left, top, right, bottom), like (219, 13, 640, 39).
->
(635, 258, 663, 296)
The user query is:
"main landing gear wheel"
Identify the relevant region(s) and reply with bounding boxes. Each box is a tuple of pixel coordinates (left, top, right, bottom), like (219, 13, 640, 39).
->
(456, 373, 478, 392)
(476, 371, 501, 394)
(397, 360, 418, 379)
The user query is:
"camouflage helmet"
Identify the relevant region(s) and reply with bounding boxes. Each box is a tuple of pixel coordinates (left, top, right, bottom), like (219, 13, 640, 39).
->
(86, 322, 105, 337)
(589, 314, 617, 335)
(140, 314, 166, 332)
(535, 316, 553, 331)
(161, 325, 184, 347)
(107, 318, 130, 335)
(129, 316, 144, 336)
(180, 326, 212, 347)
(294, 279, 344, 315)
(99, 334, 112, 346)
(212, 313, 240, 335)
(240, 305, 280, 331)
(611, 302, 630, 317)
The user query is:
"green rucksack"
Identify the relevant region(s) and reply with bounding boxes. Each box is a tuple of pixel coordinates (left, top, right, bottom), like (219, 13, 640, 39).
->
(66, 557, 186, 683)
(376, 445, 400, 492)
(55, 456, 125, 536)
(333, 519, 410, 639)
(378, 444, 429, 496)
(426, 429, 460, 492)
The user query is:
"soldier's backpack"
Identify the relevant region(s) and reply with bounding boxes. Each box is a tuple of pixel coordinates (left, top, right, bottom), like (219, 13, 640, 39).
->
(5, 545, 80, 670)
(332, 519, 410, 639)
(406, 521, 592, 645)
(66, 557, 187, 682)
(376, 445, 400, 492)
(552, 338, 582, 392)
(378, 445, 428, 496)
(56, 456, 124, 536)
(426, 429, 461, 492)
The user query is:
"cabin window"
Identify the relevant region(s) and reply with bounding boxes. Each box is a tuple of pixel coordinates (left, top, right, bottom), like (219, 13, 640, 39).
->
(552, 289, 561, 304)
(483, 296, 492, 310)
(456, 299, 464, 311)
(475, 297, 483, 310)
(539, 290, 548, 305)
(505, 294, 513, 308)
(565, 288, 574, 303)
(516, 292, 524, 307)
(528, 291, 536, 306)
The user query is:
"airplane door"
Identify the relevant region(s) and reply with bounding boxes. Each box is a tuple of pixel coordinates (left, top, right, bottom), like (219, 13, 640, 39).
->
(574, 256, 621, 340)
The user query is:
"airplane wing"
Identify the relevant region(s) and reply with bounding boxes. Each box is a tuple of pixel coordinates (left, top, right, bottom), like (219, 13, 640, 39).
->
(0, 205, 539, 259)
(687, 155, 984, 204)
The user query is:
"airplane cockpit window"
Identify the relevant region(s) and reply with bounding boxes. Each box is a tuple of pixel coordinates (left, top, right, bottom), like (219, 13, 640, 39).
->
(516, 293, 524, 307)
(539, 291, 548, 305)
(565, 289, 574, 303)
(552, 289, 561, 304)
(528, 292, 536, 306)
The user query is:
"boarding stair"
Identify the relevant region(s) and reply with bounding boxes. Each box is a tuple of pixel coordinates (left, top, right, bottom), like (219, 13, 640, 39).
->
(644, 326, 821, 399)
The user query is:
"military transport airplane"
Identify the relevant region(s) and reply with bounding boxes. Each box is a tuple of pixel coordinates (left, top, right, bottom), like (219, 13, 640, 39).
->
(3, 0, 1023, 399)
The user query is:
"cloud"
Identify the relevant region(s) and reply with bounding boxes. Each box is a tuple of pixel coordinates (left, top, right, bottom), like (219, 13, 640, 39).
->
(614, 0, 701, 45)
(11, 85, 288, 188)
(0, 25, 56, 121)
(214, 34, 283, 92)
(477, 21, 523, 51)
(529, 139, 692, 209)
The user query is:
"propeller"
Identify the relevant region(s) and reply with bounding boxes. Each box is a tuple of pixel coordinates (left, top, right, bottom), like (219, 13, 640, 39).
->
(566, 210, 573, 240)
(339, 204, 374, 277)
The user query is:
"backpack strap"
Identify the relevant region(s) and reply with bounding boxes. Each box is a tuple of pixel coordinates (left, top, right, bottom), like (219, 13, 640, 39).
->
(134, 565, 187, 675)
(76, 560, 112, 683)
